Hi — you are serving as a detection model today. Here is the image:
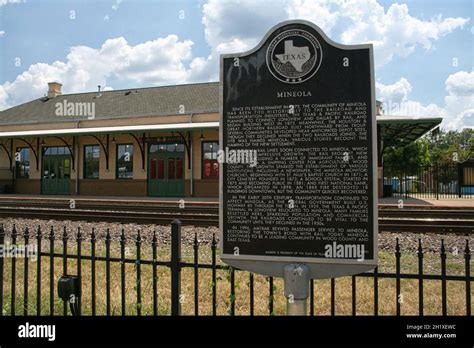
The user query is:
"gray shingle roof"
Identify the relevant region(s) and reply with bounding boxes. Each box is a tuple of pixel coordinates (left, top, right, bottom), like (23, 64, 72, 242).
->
(0, 82, 219, 126)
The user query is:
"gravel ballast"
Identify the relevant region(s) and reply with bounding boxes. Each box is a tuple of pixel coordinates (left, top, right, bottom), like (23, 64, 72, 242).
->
(0, 217, 471, 254)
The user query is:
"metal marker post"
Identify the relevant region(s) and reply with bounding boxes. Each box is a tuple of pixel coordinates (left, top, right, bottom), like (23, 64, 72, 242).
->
(284, 264, 310, 315)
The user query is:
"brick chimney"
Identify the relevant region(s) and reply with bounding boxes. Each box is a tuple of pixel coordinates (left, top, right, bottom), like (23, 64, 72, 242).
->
(47, 82, 62, 98)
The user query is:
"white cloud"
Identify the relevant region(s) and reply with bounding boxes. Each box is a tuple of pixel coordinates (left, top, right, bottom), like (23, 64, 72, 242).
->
(112, 0, 122, 11)
(194, 1, 472, 129)
(184, 0, 289, 82)
(202, 0, 287, 49)
(442, 70, 474, 130)
(189, 0, 470, 82)
(0, 30, 5, 37)
(334, 1, 469, 66)
(1, 0, 471, 118)
(0, 85, 8, 110)
(376, 71, 474, 130)
(0, 35, 194, 109)
(0, 0, 25, 6)
(376, 78, 412, 103)
(445, 70, 474, 96)
(287, 0, 340, 35)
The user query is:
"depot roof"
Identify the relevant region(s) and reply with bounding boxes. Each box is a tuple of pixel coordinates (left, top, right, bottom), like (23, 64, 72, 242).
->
(0, 82, 442, 144)
(0, 82, 219, 125)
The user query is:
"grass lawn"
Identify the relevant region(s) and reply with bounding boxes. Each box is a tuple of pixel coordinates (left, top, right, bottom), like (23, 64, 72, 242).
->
(1, 241, 472, 316)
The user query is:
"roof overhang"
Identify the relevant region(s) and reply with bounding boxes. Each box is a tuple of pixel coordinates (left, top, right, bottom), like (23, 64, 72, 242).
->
(377, 115, 442, 147)
(0, 116, 442, 147)
(0, 122, 219, 138)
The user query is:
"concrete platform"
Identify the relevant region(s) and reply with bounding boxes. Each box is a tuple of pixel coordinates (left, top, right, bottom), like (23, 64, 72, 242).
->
(379, 197, 474, 208)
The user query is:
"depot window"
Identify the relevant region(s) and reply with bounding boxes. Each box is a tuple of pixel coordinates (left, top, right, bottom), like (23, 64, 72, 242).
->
(15, 147, 30, 179)
(116, 144, 134, 179)
(84, 145, 100, 179)
(202, 141, 219, 179)
(43, 146, 71, 156)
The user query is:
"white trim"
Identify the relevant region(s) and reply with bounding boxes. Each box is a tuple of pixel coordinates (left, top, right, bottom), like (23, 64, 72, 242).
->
(0, 122, 219, 138)
(0, 116, 441, 139)
(376, 115, 442, 124)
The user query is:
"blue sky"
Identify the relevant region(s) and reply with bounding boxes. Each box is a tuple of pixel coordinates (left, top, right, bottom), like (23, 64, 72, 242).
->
(0, 0, 473, 130)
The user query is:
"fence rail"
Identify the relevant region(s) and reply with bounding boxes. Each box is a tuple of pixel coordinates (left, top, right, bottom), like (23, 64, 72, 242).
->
(0, 221, 472, 316)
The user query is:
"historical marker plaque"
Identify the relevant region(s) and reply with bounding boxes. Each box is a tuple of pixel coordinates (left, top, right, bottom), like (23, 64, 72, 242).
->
(219, 20, 378, 278)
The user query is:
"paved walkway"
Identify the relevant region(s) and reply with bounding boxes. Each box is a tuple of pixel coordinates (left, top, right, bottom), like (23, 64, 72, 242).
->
(379, 197, 474, 207)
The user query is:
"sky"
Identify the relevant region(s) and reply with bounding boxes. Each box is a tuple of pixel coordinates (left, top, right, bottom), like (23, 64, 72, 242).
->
(0, 0, 472, 130)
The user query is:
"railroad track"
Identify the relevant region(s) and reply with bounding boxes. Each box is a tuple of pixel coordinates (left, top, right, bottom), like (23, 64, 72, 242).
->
(378, 218, 473, 234)
(0, 207, 218, 226)
(0, 200, 218, 214)
(0, 205, 472, 234)
(1, 200, 472, 218)
(378, 209, 473, 220)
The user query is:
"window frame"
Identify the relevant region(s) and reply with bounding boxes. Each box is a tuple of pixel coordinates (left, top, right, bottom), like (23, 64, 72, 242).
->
(15, 147, 30, 179)
(201, 141, 219, 179)
(116, 143, 134, 179)
(83, 144, 100, 179)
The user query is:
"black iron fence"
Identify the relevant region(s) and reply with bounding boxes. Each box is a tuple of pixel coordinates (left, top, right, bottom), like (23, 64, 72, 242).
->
(383, 162, 474, 199)
(0, 221, 472, 316)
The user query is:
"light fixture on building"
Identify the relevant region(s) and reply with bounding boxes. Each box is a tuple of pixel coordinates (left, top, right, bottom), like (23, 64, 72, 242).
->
(200, 132, 204, 141)
(111, 137, 116, 144)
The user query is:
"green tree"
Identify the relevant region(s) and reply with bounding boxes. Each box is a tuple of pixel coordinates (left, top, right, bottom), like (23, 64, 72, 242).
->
(384, 139, 431, 170)
(383, 140, 431, 193)
(426, 128, 474, 165)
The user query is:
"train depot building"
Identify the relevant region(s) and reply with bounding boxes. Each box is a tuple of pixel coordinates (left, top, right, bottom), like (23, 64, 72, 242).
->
(0, 82, 442, 198)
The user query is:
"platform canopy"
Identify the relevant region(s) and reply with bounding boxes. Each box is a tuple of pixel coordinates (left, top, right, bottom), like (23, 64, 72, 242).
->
(0, 121, 219, 138)
(0, 116, 442, 148)
(376, 115, 442, 148)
